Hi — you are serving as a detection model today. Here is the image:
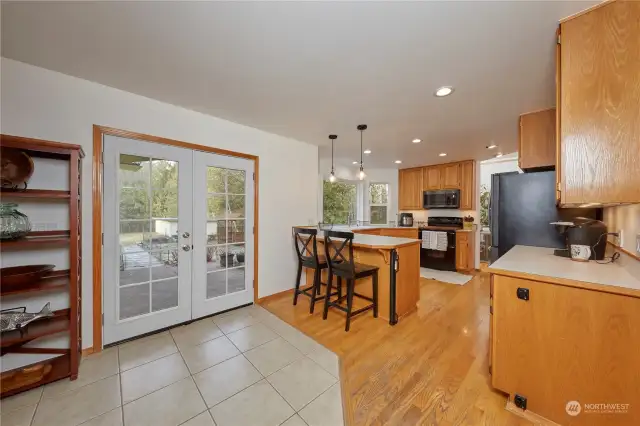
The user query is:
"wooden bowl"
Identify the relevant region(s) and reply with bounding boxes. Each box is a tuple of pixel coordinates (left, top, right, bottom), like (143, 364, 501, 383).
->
(0, 265, 56, 290)
(0, 148, 34, 190)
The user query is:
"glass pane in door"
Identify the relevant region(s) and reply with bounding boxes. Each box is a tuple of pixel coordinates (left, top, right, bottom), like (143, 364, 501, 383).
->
(118, 154, 180, 320)
(205, 167, 246, 298)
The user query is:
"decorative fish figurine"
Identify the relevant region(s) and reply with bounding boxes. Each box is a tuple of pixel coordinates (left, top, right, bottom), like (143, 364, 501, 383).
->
(0, 303, 54, 333)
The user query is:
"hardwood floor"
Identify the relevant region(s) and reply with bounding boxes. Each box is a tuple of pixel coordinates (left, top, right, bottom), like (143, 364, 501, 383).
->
(261, 272, 531, 426)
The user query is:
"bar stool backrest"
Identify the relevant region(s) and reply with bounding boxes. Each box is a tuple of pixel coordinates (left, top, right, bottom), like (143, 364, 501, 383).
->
(293, 227, 320, 267)
(324, 230, 355, 278)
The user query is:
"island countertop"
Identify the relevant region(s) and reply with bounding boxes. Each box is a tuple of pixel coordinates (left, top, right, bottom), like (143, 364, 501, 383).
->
(488, 245, 640, 298)
(297, 226, 420, 249)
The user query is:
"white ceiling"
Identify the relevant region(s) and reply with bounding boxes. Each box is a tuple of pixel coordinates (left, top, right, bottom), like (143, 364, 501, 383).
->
(1, 1, 597, 169)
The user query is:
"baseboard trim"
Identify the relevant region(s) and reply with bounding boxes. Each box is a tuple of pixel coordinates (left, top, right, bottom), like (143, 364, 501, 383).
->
(81, 347, 94, 356)
(607, 240, 640, 262)
(505, 400, 560, 426)
(257, 288, 295, 304)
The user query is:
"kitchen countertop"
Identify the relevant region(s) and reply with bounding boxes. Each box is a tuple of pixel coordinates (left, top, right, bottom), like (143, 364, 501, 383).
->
(298, 226, 420, 249)
(488, 245, 640, 297)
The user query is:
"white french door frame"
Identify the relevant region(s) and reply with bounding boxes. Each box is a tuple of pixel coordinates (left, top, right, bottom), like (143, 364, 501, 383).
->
(102, 136, 193, 344)
(95, 126, 259, 350)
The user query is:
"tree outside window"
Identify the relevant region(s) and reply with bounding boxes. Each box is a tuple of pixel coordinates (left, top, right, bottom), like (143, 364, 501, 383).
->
(323, 180, 357, 224)
(369, 183, 389, 225)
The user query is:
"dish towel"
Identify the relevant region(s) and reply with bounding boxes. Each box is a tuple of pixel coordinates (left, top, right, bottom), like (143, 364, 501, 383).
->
(435, 232, 448, 251)
(421, 230, 432, 249)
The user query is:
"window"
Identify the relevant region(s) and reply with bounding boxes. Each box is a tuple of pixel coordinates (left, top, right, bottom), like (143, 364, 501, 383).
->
(322, 180, 357, 224)
(369, 183, 389, 225)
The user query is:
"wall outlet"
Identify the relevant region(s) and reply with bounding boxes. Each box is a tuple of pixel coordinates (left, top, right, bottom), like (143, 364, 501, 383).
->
(617, 229, 624, 248)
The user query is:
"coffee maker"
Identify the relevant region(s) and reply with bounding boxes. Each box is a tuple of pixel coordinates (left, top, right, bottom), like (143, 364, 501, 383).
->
(552, 218, 608, 260)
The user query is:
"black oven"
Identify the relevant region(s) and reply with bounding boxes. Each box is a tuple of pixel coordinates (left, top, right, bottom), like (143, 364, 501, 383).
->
(419, 230, 457, 271)
(423, 189, 460, 209)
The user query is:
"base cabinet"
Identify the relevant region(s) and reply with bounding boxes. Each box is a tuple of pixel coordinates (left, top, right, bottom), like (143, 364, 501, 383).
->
(455, 231, 474, 272)
(491, 274, 640, 425)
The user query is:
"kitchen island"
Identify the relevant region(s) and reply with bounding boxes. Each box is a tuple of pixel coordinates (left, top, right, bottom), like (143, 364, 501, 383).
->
(296, 226, 421, 324)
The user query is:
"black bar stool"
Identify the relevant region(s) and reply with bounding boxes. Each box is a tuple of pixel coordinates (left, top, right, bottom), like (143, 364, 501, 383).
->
(292, 227, 340, 314)
(322, 230, 378, 331)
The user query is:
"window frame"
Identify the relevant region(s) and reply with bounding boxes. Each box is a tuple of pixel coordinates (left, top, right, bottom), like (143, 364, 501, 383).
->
(368, 182, 390, 225)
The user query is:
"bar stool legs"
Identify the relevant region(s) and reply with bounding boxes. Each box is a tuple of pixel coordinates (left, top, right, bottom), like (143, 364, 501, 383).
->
(309, 268, 321, 314)
(293, 262, 302, 306)
(345, 279, 355, 332)
(372, 271, 378, 318)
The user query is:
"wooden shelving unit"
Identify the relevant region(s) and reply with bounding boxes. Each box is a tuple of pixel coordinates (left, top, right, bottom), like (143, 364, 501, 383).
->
(0, 231, 71, 251)
(0, 189, 72, 199)
(1, 270, 70, 297)
(0, 134, 84, 398)
(1, 309, 71, 350)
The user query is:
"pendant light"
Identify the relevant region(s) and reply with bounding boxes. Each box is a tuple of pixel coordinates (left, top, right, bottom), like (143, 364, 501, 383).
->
(357, 124, 368, 180)
(328, 134, 337, 182)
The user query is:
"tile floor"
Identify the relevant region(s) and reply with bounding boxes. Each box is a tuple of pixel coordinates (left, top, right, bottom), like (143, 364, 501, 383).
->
(0, 305, 343, 426)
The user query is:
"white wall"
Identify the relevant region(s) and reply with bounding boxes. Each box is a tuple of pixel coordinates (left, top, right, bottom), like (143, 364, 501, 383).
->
(480, 154, 521, 190)
(318, 158, 399, 224)
(604, 204, 640, 255)
(1, 58, 319, 350)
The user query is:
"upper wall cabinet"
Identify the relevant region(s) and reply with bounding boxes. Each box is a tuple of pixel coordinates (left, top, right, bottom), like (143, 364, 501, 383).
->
(519, 108, 556, 171)
(398, 167, 423, 210)
(423, 166, 441, 190)
(441, 163, 461, 189)
(557, 0, 640, 205)
(459, 161, 476, 210)
(399, 160, 476, 211)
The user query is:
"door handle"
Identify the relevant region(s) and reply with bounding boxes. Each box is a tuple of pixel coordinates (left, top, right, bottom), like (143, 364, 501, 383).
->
(182, 244, 191, 252)
(182, 232, 190, 238)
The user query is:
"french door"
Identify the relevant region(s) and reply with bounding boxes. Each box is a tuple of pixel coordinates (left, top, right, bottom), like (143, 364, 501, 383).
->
(192, 152, 254, 318)
(103, 135, 254, 345)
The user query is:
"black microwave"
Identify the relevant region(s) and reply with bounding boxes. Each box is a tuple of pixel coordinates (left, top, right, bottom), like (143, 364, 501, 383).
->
(423, 189, 460, 209)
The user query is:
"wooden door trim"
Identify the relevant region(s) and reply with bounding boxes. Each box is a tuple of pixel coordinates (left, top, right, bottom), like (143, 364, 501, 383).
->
(92, 125, 260, 352)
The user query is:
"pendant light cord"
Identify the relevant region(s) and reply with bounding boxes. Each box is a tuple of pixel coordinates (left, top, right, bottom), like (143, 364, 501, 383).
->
(331, 138, 334, 172)
(360, 130, 363, 166)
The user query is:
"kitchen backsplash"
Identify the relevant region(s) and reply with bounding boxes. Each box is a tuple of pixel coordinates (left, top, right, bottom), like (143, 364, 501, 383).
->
(400, 209, 478, 223)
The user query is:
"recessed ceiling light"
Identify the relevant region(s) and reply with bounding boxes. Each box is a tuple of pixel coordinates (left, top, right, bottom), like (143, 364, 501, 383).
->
(395, 160, 402, 164)
(412, 138, 422, 144)
(486, 144, 497, 149)
(363, 149, 372, 154)
(352, 161, 358, 164)
(434, 86, 454, 97)
(495, 152, 503, 158)
(439, 153, 447, 157)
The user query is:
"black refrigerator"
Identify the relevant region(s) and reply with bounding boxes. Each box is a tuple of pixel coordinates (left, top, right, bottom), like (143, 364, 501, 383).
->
(489, 171, 601, 263)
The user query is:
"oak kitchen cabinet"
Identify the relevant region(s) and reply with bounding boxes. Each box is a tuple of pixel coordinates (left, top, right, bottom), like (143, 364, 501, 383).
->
(459, 160, 475, 210)
(454, 230, 475, 272)
(422, 166, 440, 191)
(400, 160, 476, 210)
(557, 0, 640, 205)
(398, 167, 423, 210)
(489, 245, 640, 426)
(440, 163, 461, 189)
(519, 108, 556, 170)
